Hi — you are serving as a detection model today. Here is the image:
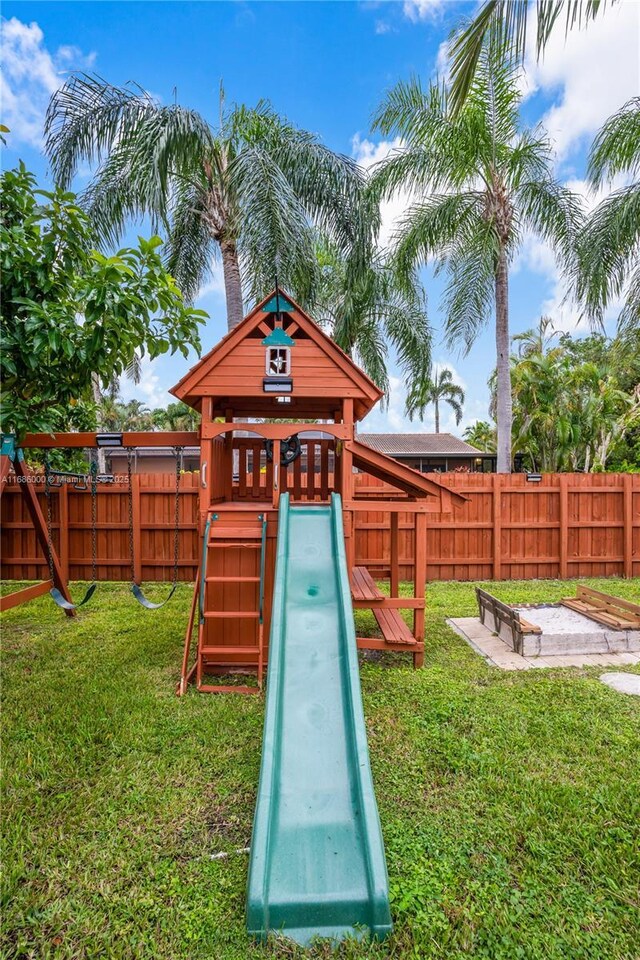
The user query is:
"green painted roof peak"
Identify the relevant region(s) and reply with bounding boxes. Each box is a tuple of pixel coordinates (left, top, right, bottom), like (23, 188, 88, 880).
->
(262, 327, 295, 347)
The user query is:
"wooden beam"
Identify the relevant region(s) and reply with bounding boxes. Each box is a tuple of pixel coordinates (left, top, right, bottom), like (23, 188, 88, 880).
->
(559, 473, 568, 579)
(132, 474, 142, 584)
(12, 456, 75, 615)
(0, 579, 52, 612)
(201, 421, 351, 441)
(413, 511, 427, 667)
(22, 431, 199, 449)
(623, 473, 633, 579)
(492, 473, 502, 582)
(390, 512, 399, 597)
(352, 598, 424, 609)
(356, 637, 425, 654)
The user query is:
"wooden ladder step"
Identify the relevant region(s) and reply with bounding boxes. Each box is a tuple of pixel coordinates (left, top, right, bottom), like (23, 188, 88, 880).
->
(372, 607, 416, 646)
(205, 575, 260, 583)
(203, 611, 259, 619)
(197, 683, 261, 695)
(200, 645, 259, 655)
(210, 526, 263, 539)
(209, 542, 262, 549)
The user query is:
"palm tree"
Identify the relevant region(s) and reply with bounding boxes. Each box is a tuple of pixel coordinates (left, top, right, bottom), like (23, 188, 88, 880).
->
(117, 400, 154, 432)
(312, 239, 431, 394)
(371, 36, 582, 472)
(463, 420, 496, 452)
(44, 78, 368, 330)
(578, 97, 640, 337)
(448, 0, 616, 114)
(512, 315, 559, 358)
(406, 367, 464, 432)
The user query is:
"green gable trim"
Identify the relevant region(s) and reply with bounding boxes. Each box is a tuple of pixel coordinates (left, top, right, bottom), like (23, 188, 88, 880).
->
(262, 327, 295, 347)
(1, 434, 17, 461)
(263, 294, 295, 313)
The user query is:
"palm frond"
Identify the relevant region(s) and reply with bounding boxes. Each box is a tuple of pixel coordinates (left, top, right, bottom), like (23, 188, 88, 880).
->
(442, 227, 497, 353)
(588, 96, 640, 187)
(449, 1, 615, 115)
(165, 180, 218, 303)
(577, 185, 640, 326)
(390, 193, 485, 284)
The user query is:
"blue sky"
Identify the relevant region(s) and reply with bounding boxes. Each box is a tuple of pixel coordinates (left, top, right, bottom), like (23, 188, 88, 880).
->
(2, 1, 638, 433)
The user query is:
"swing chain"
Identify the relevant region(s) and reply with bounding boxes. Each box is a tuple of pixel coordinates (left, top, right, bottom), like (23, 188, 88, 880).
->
(172, 446, 183, 587)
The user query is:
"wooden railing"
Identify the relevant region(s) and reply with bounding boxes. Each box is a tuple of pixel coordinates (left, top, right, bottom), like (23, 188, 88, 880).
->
(232, 436, 336, 502)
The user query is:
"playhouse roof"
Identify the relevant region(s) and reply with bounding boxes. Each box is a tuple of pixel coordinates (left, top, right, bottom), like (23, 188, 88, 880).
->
(170, 289, 384, 421)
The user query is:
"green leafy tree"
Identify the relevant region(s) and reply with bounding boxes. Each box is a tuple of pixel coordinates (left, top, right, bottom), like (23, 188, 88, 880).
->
(512, 315, 559, 358)
(151, 401, 200, 432)
(0, 163, 205, 438)
(406, 367, 465, 432)
(371, 37, 582, 471)
(498, 330, 640, 472)
(45, 78, 369, 330)
(463, 420, 497, 452)
(448, 0, 616, 114)
(578, 97, 640, 336)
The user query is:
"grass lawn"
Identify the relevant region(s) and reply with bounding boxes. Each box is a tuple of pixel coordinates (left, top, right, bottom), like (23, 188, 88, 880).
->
(2, 577, 639, 960)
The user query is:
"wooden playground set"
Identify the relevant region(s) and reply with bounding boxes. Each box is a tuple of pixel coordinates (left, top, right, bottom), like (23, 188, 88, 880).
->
(1, 288, 463, 694)
(2, 288, 469, 942)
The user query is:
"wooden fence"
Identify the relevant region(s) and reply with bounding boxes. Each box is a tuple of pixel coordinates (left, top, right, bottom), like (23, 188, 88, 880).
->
(1, 471, 638, 583)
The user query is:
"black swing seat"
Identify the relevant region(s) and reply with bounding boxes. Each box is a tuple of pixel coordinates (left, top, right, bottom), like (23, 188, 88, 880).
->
(131, 581, 178, 610)
(50, 583, 97, 610)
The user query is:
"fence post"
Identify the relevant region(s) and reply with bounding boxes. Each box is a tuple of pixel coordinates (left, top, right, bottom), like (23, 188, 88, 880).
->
(623, 473, 632, 579)
(132, 474, 142, 584)
(492, 474, 502, 581)
(390, 511, 399, 596)
(59, 482, 69, 581)
(414, 511, 427, 641)
(559, 473, 568, 580)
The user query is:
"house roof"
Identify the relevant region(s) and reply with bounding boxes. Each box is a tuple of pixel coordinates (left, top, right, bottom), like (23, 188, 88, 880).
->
(357, 433, 485, 458)
(170, 288, 383, 421)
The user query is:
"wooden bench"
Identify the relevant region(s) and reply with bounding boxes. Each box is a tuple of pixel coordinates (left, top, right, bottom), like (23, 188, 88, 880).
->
(561, 586, 640, 630)
(351, 566, 384, 602)
(372, 607, 416, 646)
(351, 565, 418, 647)
(476, 587, 541, 654)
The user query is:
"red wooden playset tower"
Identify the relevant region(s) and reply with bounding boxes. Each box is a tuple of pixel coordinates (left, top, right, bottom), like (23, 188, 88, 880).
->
(173, 288, 463, 694)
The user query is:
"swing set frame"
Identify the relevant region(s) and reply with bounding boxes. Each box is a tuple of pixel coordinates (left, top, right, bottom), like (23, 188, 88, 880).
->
(0, 431, 197, 616)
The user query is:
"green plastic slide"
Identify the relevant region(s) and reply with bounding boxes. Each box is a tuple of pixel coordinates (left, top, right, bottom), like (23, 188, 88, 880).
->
(246, 493, 392, 945)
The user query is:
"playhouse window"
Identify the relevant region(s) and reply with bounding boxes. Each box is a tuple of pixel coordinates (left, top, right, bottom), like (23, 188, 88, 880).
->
(266, 347, 290, 376)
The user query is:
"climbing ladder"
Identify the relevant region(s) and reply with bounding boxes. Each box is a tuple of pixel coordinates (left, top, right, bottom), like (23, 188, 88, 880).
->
(188, 510, 268, 694)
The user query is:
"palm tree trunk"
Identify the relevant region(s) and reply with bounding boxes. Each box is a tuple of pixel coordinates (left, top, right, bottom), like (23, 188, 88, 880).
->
(434, 399, 440, 433)
(91, 374, 107, 474)
(494, 248, 512, 474)
(220, 238, 244, 331)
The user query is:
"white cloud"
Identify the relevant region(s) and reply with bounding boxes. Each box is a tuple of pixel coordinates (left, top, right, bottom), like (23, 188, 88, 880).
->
(196, 261, 226, 300)
(403, 0, 443, 24)
(375, 19, 392, 35)
(515, 173, 630, 333)
(119, 356, 169, 410)
(525, 0, 640, 159)
(0, 17, 96, 148)
(352, 134, 413, 248)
